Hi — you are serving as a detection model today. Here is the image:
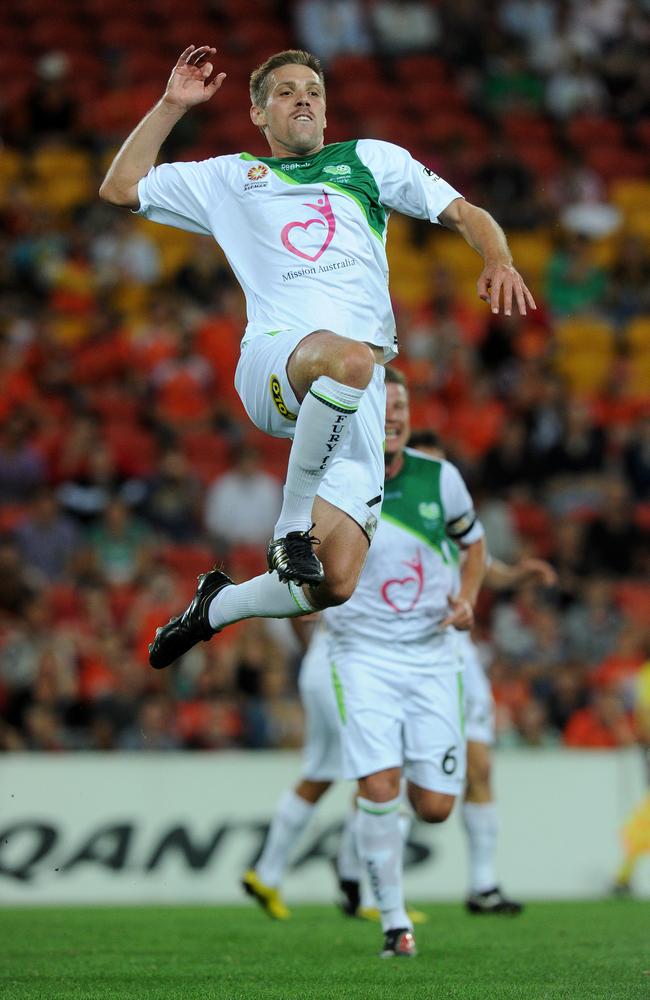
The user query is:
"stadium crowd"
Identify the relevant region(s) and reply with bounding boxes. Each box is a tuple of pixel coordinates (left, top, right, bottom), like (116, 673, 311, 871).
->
(0, 0, 649, 753)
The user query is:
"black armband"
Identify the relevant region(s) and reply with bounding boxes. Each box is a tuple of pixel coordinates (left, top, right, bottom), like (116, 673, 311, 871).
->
(446, 509, 477, 540)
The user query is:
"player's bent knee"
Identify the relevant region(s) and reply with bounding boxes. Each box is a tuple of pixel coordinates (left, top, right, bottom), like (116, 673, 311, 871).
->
(291, 331, 375, 390)
(415, 794, 455, 824)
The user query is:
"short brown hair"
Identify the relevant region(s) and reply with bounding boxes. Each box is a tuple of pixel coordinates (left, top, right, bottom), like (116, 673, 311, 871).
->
(249, 50, 324, 107)
(385, 365, 408, 388)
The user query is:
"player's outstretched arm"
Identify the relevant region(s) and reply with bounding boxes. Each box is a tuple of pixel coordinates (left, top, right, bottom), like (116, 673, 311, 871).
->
(99, 45, 226, 208)
(438, 198, 536, 317)
(484, 557, 557, 591)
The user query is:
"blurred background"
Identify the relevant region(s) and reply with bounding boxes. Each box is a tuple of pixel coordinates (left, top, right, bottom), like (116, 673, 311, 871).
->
(0, 0, 649, 903)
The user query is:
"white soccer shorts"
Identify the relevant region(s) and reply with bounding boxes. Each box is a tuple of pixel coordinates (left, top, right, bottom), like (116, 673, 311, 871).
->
(458, 632, 496, 746)
(332, 631, 467, 796)
(298, 625, 344, 782)
(234, 330, 386, 539)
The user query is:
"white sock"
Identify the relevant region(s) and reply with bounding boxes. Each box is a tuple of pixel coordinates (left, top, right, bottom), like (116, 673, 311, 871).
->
(356, 795, 411, 932)
(274, 375, 365, 538)
(462, 801, 499, 894)
(208, 573, 315, 630)
(337, 807, 362, 883)
(255, 790, 316, 888)
(398, 811, 413, 847)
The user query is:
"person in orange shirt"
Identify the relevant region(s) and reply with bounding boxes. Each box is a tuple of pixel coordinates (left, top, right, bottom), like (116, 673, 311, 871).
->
(563, 685, 636, 749)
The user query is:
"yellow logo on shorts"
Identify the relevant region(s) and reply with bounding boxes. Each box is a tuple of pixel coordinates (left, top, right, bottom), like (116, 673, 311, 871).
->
(270, 374, 297, 421)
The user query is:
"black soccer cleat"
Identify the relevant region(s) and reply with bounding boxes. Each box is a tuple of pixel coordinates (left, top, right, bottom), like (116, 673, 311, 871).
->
(466, 886, 523, 915)
(267, 525, 324, 586)
(148, 568, 233, 669)
(379, 927, 417, 959)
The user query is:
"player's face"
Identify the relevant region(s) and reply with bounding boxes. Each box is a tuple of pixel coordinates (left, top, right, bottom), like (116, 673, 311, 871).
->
(251, 63, 326, 158)
(385, 382, 410, 459)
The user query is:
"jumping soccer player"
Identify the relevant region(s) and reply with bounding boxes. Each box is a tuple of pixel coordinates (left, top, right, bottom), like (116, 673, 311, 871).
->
(243, 367, 487, 957)
(100, 46, 534, 668)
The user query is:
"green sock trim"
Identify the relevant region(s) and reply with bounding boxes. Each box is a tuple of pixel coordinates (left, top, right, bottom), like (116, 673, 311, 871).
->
(357, 799, 400, 816)
(288, 581, 312, 614)
(309, 387, 359, 413)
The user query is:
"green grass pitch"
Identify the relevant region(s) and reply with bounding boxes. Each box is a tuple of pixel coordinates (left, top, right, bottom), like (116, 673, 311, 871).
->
(1, 900, 648, 1000)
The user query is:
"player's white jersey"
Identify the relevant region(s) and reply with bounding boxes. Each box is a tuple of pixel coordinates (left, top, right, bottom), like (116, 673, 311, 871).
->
(324, 448, 484, 669)
(136, 140, 461, 359)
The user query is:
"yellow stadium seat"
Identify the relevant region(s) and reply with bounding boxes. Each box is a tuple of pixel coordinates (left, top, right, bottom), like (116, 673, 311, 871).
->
(627, 353, 650, 396)
(507, 232, 553, 282)
(625, 316, 650, 353)
(554, 317, 614, 353)
(625, 210, 650, 241)
(428, 232, 480, 279)
(555, 351, 613, 393)
(610, 180, 650, 218)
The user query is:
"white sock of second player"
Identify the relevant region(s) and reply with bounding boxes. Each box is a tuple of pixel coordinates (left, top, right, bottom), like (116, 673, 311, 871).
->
(356, 795, 411, 932)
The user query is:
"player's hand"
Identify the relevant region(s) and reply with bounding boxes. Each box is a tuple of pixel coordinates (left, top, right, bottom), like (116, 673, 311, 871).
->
(441, 595, 474, 631)
(163, 45, 226, 110)
(518, 558, 558, 588)
(477, 261, 537, 317)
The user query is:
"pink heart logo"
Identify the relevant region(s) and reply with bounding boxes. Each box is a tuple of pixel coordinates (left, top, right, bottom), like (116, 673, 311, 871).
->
(281, 193, 336, 262)
(380, 552, 425, 613)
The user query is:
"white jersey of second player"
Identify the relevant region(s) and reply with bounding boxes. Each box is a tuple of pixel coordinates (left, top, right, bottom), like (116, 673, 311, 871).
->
(136, 140, 461, 359)
(323, 448, 484, 668)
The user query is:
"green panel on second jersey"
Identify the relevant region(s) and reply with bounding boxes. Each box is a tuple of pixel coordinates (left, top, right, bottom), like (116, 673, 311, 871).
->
(382, 451, 459, 564)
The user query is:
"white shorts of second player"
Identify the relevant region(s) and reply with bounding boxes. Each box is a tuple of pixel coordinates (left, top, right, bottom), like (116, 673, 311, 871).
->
(298, 624, 343, 782)
(332, 631, 467, 796)
(235, 329, 386, 539)
(457, 631, 496, 746)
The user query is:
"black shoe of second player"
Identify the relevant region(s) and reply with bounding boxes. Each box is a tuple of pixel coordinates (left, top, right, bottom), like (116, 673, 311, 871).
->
(379, 928, 417, 958)
(267, 526, 324, 586)
(466, 886, 523, 915)
(148, 568, 233, 669)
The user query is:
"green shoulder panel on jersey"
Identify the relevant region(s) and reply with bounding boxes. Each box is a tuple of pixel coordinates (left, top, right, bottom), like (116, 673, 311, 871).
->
(381, 450, 459, 564)
(240, 142, 386, 241)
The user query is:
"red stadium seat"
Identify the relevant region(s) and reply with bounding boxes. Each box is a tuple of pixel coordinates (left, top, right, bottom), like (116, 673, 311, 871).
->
(567, 116, 624, 147)
(393, 55, 448, 83)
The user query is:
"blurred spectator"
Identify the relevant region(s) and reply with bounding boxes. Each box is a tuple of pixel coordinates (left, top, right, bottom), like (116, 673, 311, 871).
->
(24, 53, 78, 144)
(13, 488, 81, 583)
(606, 235, 650, 326)
(513, 698, 559, 747)
(141, 449, 203, 542)
(369, 1, 441, 55)
(204, 444, 282, 551)
(473, 137, 539, 230)
(542, 399, 605, 482)
(91, 215, 161, 289)
(544, 232, 606, 316)
(624, 417, 650, 501)
(118, 694, 180, 751)
(564, 686, 637, 748)
(581, 479, 642, 577)
(0, 539, 36, 617)
(0, 412, 46, 504)
(294, 0, 371, 65)
(58, 439, 144, 524)
(483, 51, 545, 116)
(546, 54, 608, 119)
(563, 578, 623, 667)
(85, 497, 153, 586)
(151, 330, 215, 430)
(480, 420, 533, 492)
